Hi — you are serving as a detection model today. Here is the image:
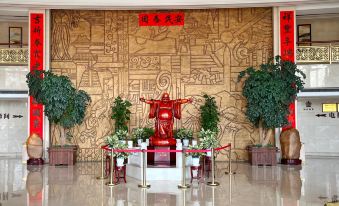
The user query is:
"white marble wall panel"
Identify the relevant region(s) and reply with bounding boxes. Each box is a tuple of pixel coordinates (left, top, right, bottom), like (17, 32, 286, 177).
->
(298, 64, 339, 88)
(0, 66, 28, 91)
(297, 98, 339, 156)
(0, 99, 28, 156)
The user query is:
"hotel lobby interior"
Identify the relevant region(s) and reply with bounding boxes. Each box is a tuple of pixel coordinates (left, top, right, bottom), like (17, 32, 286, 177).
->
(1, 0, 339, 205)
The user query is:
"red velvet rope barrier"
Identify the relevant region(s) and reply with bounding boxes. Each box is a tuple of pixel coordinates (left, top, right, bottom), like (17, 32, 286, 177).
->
(101, 143, 231, 153)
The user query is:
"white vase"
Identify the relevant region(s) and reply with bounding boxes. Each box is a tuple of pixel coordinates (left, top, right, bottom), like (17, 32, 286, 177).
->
(127, 140, 133, 148)
(176, 142, 183, 150)
(120, 140, 126, 145)
(192, 140, 197, 146)
(192, 157, 200, 166)
(117, 157, 125, 167)
(146, 139, 150, 146)
(141, 142, 147, 150)
(183, 139, 189, 147)
(176, 139, 181, 143)
(206, 148, 212, 157)
(137, 139, 142, 146)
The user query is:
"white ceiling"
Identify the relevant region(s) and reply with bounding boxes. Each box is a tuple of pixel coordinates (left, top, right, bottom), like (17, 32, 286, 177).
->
(0, 0, 338, 20)
(0, 8, 28, 21)
(0, 0, 338, 10)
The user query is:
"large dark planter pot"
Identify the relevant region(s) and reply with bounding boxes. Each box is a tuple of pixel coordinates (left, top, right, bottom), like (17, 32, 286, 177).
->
(280, 128, 302, 165)
(48, 145, 78, 166)
(248, 146, 277, 166)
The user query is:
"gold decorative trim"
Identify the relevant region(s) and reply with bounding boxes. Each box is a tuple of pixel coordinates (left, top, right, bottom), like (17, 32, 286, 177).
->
(297, 45, 339, 63)
(332, 46, 339, 63)
(0, 48, 28, 65)
(296, 46, 330, 63)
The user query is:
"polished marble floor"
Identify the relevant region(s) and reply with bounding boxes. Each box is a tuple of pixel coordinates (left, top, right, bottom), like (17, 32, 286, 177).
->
(0, 158, 337, 206)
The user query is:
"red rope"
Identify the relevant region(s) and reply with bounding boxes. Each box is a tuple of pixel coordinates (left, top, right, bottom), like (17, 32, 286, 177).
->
(215, 144, 231, 151)
(100, 143, 231, 153)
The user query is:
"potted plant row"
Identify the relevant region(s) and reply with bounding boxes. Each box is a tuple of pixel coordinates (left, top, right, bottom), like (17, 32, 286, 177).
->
(174, 128, 193, 147)
(132, 127, 154, 147)
(238, 56, 305, 166)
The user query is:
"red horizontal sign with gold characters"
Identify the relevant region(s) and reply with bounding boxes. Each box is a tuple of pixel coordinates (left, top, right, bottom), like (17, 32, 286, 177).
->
(139, 12, 185, 26)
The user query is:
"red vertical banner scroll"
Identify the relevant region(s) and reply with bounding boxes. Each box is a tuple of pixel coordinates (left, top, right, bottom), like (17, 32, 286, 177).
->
(29, 13, 44, 139)
(280, 10, 295, 130)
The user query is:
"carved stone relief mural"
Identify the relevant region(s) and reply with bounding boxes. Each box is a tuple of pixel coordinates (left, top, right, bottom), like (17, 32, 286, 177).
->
(51, 8, 273, 161)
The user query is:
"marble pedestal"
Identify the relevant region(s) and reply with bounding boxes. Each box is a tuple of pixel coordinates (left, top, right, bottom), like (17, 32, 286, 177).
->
(126, 145, 191, 181)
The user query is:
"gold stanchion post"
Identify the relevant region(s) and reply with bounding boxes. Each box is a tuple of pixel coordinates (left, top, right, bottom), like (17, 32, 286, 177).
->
(97, 148, 108, 180)
(229, 172, 232, 205)
(106, 148, 118, 187)
(138, 150, 150, 188)
(141, 188, 147, 206)
(225, 145, 236, 175)
(178, 149, 190, 189)
(207, 148, 220, 186)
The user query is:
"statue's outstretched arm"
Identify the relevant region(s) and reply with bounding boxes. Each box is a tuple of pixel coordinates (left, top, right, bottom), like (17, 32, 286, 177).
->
(180, 98, 193, 104)
(140, 97, 153, 104)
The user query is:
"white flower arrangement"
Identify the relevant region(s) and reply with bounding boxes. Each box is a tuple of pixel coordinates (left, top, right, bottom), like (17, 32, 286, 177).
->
(115, 129, 129, 140)
(105, 132, 130, 159)
(187, 144, 206, 158)
(174, 128, 193, 140)
(198, 128, 219, 149)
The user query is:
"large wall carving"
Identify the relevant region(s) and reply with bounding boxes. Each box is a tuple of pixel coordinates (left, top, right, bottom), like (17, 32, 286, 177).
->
(51, 8, 273, 161)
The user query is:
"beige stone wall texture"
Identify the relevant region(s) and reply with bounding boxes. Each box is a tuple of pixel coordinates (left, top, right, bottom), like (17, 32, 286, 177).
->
(50, 8, 273, 161)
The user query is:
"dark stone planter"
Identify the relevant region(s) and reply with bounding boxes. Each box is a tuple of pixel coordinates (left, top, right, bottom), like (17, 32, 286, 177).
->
(248, 146, 277, 166)
(48, 145, 78, 166)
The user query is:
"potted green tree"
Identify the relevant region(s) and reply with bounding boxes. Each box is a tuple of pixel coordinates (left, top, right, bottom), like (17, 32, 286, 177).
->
(200, 94, 220, 133)
(26, 70, 91, 165)
(111, 96, 132, 132)
(238, 56, 305, 166)
(187, 144, 206, 166)
(174, 128, 193, 147)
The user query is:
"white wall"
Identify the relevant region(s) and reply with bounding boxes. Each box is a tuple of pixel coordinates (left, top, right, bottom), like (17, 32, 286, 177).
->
(297, 98, 339, 157)
(0, 22, 28, 46)
(297, 17, 339, 42)
(0, 66, 28, 91)
(298, 64, 339, 88)
(0, 99, 28, 157)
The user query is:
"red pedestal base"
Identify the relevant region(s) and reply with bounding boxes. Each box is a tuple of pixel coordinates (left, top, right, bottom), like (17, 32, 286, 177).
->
(149, 136, 176, 146)
(147, 146, 176, 167)
(27, 158, 44, 165)
(190, 165, 202, 183)
(281, 158, 302, 165)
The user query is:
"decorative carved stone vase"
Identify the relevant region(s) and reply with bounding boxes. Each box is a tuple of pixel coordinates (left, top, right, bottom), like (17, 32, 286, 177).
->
(26, 133, 44, 165)
(280, 128, 302, 165)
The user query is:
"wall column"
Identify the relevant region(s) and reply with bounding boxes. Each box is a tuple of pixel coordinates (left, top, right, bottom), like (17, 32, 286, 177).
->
(278, 7, 297, 130)
(28, 10, 46, 148)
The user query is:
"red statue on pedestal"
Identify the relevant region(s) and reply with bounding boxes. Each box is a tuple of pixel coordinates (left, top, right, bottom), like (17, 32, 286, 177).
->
(140, 93, 192, 146)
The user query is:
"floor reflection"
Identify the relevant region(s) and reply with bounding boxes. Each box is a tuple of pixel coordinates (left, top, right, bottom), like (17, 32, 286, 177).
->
(0, 158, 338, 205)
